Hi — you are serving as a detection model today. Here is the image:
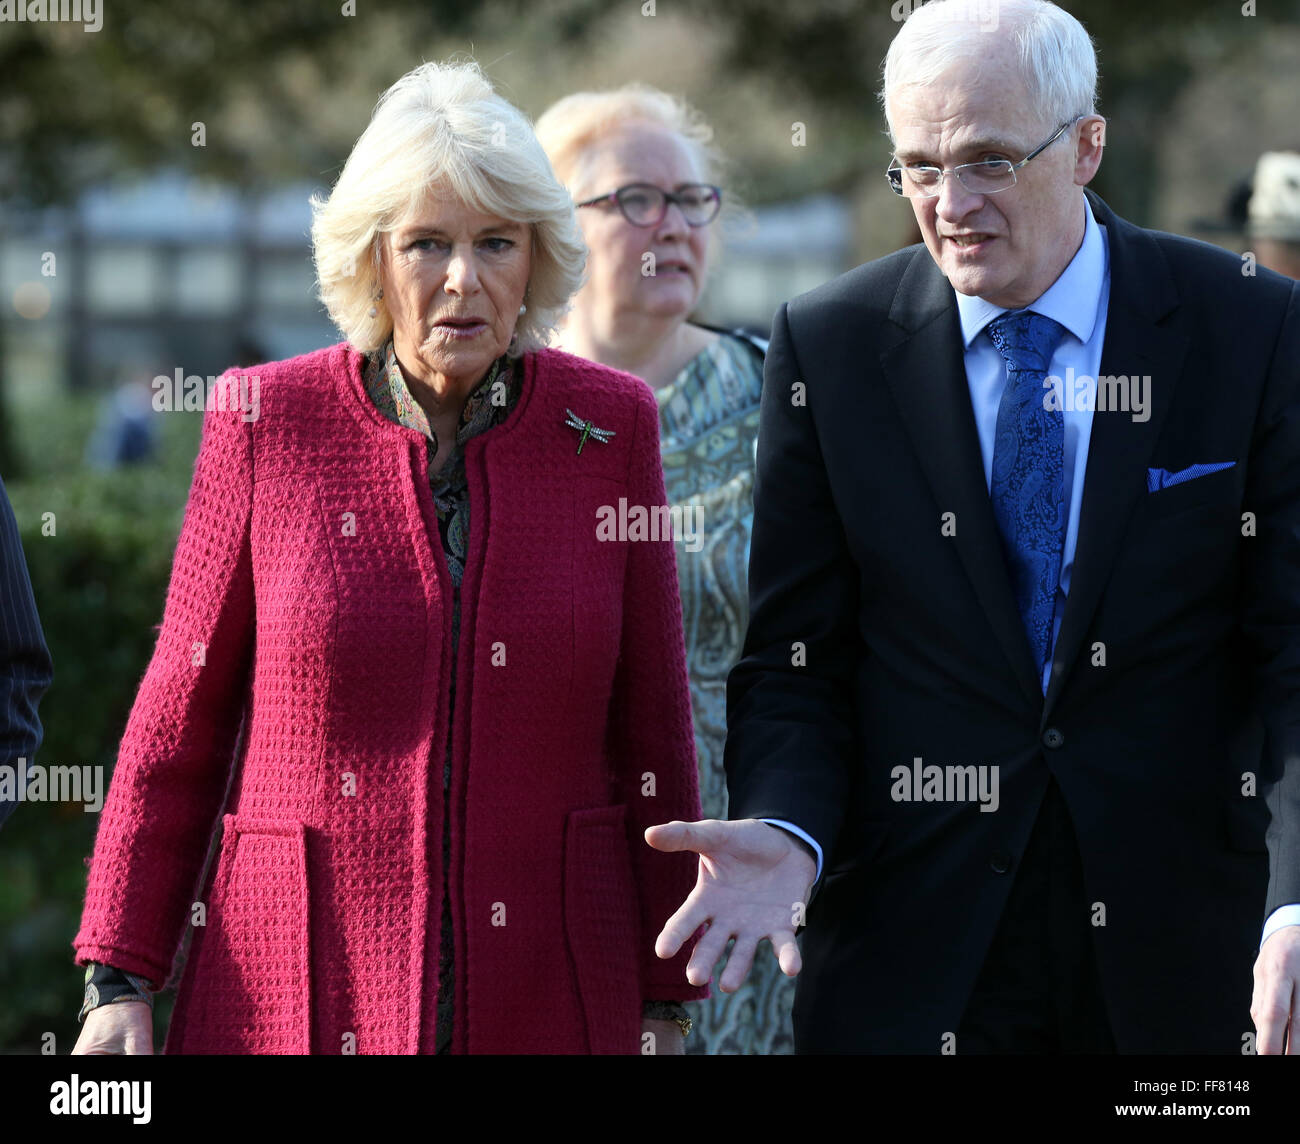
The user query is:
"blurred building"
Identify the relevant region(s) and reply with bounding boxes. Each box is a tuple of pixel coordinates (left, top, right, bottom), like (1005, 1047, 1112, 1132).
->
(698, 193, 855, 335)
(2, 172, 855, 394)
(1, 172, 337, 396)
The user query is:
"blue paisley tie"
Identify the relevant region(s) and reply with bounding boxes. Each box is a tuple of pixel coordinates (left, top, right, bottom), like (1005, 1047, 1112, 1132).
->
(987, 310, 1068, 685)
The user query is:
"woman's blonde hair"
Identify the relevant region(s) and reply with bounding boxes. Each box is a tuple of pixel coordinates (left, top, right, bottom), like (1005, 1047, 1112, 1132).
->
(535, 85, 724, 200)
(311, 60, 587, 356)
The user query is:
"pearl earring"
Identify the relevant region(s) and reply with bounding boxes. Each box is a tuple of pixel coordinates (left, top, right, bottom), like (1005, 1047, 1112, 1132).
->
(519, 302, 527, 315)
(369, 287, 384, 319)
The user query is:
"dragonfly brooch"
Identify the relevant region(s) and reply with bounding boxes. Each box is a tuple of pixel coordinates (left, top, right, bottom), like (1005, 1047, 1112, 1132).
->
(563, 408, 616, 455)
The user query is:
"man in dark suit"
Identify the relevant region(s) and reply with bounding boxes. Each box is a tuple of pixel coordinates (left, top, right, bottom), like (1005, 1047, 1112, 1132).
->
(649, 0, 1300, 1054)
(0, 474, 54, 830)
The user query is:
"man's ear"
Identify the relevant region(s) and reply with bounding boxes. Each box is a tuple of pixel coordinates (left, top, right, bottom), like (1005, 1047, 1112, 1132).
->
(1074, 116, 1106, 187)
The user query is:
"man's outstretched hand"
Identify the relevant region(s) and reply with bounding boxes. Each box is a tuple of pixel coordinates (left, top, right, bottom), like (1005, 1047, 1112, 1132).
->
(646, 819, 817, 993)
(1252, 924, 1300, 1054)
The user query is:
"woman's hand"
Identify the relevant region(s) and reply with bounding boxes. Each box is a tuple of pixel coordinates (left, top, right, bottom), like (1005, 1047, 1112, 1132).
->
(641, 1017, 685, 1055)
(71, 1002, 154, 1055)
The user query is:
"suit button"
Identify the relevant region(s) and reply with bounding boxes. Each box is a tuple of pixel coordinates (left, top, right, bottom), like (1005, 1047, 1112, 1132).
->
(1043, 727, 1065, 749)
(990, 851, 1013, 874)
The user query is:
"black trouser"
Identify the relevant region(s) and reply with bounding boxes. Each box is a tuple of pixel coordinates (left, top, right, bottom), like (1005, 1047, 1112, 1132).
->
(956, 778, 1117, 1053)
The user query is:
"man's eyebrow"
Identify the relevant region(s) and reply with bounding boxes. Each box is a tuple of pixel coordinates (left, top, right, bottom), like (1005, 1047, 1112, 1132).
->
(894, 137, 1023, 163)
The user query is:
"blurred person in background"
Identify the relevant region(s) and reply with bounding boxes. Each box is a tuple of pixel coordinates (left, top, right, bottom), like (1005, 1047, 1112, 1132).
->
(84, 362, 158, 472)
(0, 475, 54, 831)
(537, 86, 785, 1055)
(1249, 151, 1300, 279)
(71, 59, 704, 1055)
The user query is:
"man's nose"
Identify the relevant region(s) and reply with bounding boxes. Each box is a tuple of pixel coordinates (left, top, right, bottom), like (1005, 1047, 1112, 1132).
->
(934, 173, 985, 222)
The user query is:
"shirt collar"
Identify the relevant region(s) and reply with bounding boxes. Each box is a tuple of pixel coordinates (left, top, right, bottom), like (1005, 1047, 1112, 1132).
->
(955, 195, 1106, 349)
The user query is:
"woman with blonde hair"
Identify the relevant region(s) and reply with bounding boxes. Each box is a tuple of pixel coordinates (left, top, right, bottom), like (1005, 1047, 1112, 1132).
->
(537, 86, 789, 1054)
(71, 60, 705, 1055)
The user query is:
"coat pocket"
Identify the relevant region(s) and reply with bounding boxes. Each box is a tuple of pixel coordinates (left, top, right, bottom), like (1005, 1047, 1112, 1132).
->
(1142, 463, 1238, 521)
(182, 815, 312, 1053)
(561, 804, 642, 1055)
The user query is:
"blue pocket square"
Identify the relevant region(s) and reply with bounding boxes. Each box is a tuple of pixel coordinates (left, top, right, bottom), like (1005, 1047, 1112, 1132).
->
(1146, 461, 1236, 493)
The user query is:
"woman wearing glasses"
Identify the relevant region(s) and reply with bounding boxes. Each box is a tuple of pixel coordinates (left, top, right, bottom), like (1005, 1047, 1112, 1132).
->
(536, 87, 787, 1056)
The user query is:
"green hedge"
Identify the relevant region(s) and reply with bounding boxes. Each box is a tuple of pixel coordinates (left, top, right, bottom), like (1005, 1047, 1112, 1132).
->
(0, 402, 201, 1052)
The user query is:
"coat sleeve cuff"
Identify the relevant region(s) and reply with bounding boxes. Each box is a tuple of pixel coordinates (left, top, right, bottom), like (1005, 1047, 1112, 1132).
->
(73, 944, 167, 992)
(1261, 904, 1300, 949)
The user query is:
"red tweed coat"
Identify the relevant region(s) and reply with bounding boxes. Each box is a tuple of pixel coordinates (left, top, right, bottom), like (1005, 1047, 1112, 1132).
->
(74, 343, 707, 1053)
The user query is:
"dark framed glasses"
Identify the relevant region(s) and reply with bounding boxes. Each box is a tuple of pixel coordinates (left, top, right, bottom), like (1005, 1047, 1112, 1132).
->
(577, 183, 722, 227)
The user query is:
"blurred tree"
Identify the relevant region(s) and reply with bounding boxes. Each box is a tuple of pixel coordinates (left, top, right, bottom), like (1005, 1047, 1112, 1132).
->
(677, 0, 1300, 220)
(4, 0, 1298, 210)
(0, 0, 482, 205)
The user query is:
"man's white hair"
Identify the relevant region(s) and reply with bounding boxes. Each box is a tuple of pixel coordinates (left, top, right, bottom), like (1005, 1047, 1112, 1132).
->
(311, 59, 586, 356)
(880, 0, 1099, 142)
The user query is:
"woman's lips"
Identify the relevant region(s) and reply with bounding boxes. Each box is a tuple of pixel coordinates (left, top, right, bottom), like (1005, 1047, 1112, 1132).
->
(434, 319, 487, 339)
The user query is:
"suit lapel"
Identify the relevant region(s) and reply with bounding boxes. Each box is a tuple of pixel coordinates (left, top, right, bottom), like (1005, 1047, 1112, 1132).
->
(1043, 191, 1189, 715)
(881, 251, 1043, 708)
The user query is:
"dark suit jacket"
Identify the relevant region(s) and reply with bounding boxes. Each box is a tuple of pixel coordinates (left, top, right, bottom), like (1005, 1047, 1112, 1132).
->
(0, 474, 54, 829)
(725, 190, 1300, 1053)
